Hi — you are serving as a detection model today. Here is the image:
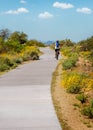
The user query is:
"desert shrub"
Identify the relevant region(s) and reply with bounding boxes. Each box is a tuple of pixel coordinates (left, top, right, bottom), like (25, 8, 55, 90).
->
(26, 40, 45, 47)
(14, 57, 23, 64)
(60, 39, 74, 47)
(0, 55, 18, 71)
(62, 57, 77, 70)
(87, 79, 93, 90)
(22, 46, 40, 55)
(0, 56, 17, 67)
(61, 47, 72, 57)
(78, 36, 93, 51)
(90, 99, 93, 108)
(62, 59, 73, 70)
(67, 84, 81, 94)
(86, 50, 93, 65)
(76, 93, 88, 104)
(18, 45, 41, 62)
(82, 107, 93, 118)
(0, 63, 10, 71)
(81, 78, 93, 91)
(30, 51, 39, 60)
(22, 53, 30, 61)
(3, 57, 15, 67)
(81, 99, 93, 118)
(80, 51, 91, 58)
(61, 72, 87, 94)
(75, 45, 81, 53)
(5, 40, 23, 52)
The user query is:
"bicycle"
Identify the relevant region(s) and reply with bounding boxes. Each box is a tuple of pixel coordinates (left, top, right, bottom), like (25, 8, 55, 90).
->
(55, 49, 60, 60)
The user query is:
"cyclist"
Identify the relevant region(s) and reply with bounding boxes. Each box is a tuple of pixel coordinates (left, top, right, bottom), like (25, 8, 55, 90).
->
(55, 40, 60, 59)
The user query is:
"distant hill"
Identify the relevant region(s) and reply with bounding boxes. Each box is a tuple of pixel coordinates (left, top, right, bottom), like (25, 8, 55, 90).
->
(45, 41, 54, 45)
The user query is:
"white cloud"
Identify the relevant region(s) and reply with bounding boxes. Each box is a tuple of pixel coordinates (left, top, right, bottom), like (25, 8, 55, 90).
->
(20, 0, 27, 4)
(53, 2, 74, 9)
(38, 12, 53, 19)
(76, 7, 92, 14)
(5, 7, 29, 14)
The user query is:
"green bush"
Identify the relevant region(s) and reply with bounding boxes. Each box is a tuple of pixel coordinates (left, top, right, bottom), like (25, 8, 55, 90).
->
(22, 54, 29, 61)
(62, 72, 87, 94)
(82, 107, 93, 118)
(62, 58, 77, 70)
(88, 51, 93, 66)
(5, 40, 23, 52)
(61, 47, 72, 56)
(90, 99, 93, 108)
(0, 56, 17, 71)
(3, 57, 15, 67)
(76, 93, 88, 104)
(30, 51, 39, 60)
(62, 59, 73, 70)
(67, 52, 78, 58)
(67, 85, 81, 94)
(26, 40, 45, 47)
(14, 57, 23, 64)
(81, 99, 93, 119)
(0, 63, 10, 71)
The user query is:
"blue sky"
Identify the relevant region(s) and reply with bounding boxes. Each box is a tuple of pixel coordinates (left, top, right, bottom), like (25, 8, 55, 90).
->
(0, 0, 93, 42)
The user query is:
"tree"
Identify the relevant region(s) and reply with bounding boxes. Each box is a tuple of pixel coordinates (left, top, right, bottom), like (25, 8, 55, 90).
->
(19, 32, 28, 44)
(0, 28, 10, 40)
(9, 31, 28, 44)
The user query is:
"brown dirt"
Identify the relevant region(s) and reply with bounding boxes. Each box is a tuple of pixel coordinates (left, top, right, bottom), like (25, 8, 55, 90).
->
(76, 57, 93, 73)
(51, 61, 93, 130)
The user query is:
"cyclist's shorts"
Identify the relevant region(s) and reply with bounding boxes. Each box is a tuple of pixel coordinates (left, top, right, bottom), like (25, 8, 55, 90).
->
(55, 48, 60, 52)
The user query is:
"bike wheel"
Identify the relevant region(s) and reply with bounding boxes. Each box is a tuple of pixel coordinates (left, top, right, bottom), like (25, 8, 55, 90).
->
(56, 51, 59, 60)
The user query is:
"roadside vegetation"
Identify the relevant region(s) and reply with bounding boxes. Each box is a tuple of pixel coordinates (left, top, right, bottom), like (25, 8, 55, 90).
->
(61, 37, 93, 116)
(0, 28, 45, 74)
(51, 37, 93, 130)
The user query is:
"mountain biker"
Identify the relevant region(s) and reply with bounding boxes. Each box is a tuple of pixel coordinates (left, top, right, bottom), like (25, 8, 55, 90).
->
(55, 40, 60, 58)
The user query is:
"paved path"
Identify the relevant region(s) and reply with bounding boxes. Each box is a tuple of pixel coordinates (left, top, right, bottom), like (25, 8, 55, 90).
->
(0, 47, 62, 130)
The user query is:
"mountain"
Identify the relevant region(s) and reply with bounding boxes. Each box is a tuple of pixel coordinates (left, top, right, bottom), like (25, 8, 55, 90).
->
(45, 40, 54, 45)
